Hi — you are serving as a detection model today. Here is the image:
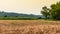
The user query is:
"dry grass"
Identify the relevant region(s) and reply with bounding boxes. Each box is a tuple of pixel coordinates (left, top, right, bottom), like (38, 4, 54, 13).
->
(0, 20, 60, 34)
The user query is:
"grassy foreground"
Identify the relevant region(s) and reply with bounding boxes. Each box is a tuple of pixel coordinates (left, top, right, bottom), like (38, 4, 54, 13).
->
(0, 20, 60, 34)
(0, 20, 60, 25)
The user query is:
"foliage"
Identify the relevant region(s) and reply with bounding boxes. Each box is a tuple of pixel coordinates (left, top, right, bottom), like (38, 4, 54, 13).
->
(41, 1, 60, 20)
(4, 15, 7, 17)
(50, 2, 60, 20)
(41, 6, 50, 19)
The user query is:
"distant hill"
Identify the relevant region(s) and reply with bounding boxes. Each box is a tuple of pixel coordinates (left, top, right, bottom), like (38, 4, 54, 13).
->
(0, 12, 43, 18)
(0, 12, 46, 20)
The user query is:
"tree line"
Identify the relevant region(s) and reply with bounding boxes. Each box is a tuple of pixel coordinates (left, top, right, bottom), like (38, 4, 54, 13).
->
(41, 1, 60, 20)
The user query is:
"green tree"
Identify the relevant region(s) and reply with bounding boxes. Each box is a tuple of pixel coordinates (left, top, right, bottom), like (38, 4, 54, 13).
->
(4, 15, 7, 17)
(41, 6, 50, 19)
(50, 2, 60, 20)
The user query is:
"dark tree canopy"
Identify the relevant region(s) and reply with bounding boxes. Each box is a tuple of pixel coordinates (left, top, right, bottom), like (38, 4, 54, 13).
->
(50, 2, 60, 20)
(41, 1, 60, 20)
(4, 15, 7, 17)
(41, 6, 50, 19)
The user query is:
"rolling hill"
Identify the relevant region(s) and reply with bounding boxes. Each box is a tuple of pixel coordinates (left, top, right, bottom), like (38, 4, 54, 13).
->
(0, 12, 42, 18)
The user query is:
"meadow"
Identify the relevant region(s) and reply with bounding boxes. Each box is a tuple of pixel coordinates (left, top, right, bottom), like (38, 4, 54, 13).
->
(0, 20, 60, 34)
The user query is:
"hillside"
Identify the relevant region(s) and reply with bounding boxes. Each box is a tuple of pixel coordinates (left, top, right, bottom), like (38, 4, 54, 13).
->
(0, 12, 41, 18)
(0, 12, 45, 20)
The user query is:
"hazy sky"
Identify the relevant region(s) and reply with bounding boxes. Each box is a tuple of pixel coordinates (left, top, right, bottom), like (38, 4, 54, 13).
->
(0, 0, 60, 15)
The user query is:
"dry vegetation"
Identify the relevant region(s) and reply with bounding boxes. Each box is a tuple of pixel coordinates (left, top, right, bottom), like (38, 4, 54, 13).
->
(0, 20, 60, 34)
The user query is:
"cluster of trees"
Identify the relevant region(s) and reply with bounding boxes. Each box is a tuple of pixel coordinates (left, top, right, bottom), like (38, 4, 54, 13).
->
(41, 2, 60, 20)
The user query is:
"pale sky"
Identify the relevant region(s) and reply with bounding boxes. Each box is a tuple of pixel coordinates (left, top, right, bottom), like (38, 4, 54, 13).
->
(0, 0, 60, 15)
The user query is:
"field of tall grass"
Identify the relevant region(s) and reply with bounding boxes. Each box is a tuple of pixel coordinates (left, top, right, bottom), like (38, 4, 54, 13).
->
(0, 20, 60, 34)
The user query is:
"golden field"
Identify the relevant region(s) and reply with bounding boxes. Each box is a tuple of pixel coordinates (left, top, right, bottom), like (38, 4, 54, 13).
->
(0, 20, 60, 34)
